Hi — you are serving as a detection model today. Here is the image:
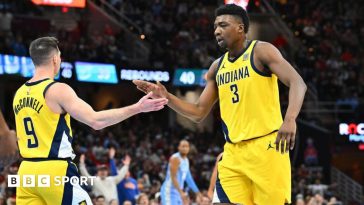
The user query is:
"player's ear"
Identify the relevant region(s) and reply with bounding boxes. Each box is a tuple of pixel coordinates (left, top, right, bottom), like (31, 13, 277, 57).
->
(239, 23, 245, 33)
(52, 54, 57, 65)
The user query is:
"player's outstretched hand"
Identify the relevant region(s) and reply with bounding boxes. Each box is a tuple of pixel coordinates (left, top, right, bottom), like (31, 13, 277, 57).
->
(0, 130, 19, 167)
(275, 119, 296, 154)
(136, 92, 168, 113)
(133, 80, 168, 99)
(122, 155, 131, 166)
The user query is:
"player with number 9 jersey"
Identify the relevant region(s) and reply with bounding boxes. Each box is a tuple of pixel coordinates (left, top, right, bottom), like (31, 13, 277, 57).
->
(12, 78, 91, 205)
(12, 37, 168, 205)
(13, 78, 75, 160)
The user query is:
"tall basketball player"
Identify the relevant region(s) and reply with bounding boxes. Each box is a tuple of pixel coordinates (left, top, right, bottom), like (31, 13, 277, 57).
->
(134, 4, 306, 205)
(13, 37, 168, 205)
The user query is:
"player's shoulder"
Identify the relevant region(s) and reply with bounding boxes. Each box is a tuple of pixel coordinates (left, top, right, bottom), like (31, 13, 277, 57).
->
(254, 41, 276, 51)
(170, 153, 181, 163)
(253, 41, 281, 62)
(45, 82, 74, 98)
(212, 55, 225, 69)
(206, 55, 224, 78)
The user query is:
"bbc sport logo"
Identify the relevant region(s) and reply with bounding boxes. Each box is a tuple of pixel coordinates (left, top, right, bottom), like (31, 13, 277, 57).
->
(8, 175, 96, 187)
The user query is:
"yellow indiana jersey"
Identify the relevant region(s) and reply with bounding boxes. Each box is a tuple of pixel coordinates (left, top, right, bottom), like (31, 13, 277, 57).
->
(13, 78, 75, 159)
(216, 40, 283, 143)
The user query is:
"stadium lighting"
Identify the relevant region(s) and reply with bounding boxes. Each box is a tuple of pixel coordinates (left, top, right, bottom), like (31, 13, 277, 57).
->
(224, 0, 250, 10)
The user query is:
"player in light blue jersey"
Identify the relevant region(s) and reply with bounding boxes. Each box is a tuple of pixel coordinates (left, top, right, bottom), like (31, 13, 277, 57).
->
(161, 140, 201, 205)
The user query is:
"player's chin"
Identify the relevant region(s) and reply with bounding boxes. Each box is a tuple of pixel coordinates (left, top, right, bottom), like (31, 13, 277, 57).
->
(217, 41, 227, 50)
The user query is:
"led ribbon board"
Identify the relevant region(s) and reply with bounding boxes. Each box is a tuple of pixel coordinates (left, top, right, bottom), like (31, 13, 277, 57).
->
(173, 69, 208, 87)
(75, 61, 118, 84)
(120, 69, 170, 82)
(31, 0, 86, 8)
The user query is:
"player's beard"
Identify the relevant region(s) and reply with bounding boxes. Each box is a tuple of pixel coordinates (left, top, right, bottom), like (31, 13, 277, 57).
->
(217, 39, 228, 51)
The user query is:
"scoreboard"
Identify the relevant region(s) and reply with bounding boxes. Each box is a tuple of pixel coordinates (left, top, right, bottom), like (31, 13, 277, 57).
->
(173, 68, 208, 87)
(75, 62, 118, 84)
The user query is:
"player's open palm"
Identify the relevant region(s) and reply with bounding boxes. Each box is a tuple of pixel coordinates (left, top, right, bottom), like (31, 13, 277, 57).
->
(133, 80, 168, 99)
(136, 92, 168, 112)
(122, 155, 131, 165)
(275, 119, 296, 154)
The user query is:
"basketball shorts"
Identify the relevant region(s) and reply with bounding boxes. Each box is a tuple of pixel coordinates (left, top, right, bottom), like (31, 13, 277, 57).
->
(213, 131, 291, 205)
(160, 186, 183, 205)
(16, 159, 92, 205)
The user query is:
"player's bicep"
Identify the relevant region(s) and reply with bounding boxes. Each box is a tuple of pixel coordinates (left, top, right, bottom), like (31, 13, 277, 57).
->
(48, 83, 96, 125)
(169, 157, 180, 177)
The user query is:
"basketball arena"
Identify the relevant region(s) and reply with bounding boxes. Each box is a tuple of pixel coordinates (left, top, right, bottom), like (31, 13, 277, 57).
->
(0, 0, 363, 204)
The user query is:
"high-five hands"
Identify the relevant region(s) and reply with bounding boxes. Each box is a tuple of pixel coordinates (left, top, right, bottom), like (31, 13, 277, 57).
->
(133, 80, 168, 99)
(136, 91, 168, 112)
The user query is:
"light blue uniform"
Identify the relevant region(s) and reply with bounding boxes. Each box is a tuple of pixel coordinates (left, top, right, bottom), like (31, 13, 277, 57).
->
(160, 152, 199, 205)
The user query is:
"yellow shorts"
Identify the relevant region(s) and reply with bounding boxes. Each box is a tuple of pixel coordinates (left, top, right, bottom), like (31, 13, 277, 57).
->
(16, 159, 92, 205)
(213, 132, 291, 205)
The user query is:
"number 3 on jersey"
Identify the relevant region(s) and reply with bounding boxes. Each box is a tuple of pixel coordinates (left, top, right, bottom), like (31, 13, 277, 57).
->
(23, 117, 39, 148)
(230, 84, 240, 103)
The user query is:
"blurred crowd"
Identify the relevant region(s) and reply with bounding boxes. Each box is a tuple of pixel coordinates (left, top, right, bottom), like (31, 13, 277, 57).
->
(0, 0, 130, 66)
(274, 0, 364, 105)
(2, 0, 363, 103)
(107, 0, 218, 69)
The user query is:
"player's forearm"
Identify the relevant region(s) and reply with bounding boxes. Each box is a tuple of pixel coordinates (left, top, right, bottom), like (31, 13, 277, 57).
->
(114, 164, 129, 184)
(171, 176, 183, 193)
(79, 163, 92, 177)
(167, 93, 205, 123)
(208, 166, 218, 194)
(284, 79, 307, 121)
(91, 104, 140, 130)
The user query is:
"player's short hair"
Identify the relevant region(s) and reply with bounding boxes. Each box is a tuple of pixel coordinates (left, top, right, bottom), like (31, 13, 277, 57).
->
(215, 4, 250, 33)
(29, 37, 59, 66)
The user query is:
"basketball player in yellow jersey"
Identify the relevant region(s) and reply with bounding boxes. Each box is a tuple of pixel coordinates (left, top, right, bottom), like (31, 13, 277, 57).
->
(134, 4, 307, 205)
(13, 37, 168, 205)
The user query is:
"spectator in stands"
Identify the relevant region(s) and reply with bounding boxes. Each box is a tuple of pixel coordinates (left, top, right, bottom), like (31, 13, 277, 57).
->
(295, 198, 305, 205)
(94, 195, 107, 205)
(79, 153, 130, 204)
(109, 148, 139, 205)
(307, 179, 329, 196)
(0, 11, 12, 32)
(109, 199, 118, 205)
(307, 193, 325, 205)
(304, 138, 318, 166)
(11, 35, 27, 56)
(123, 200, 133, 205)
(136, 193, 149, 205)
